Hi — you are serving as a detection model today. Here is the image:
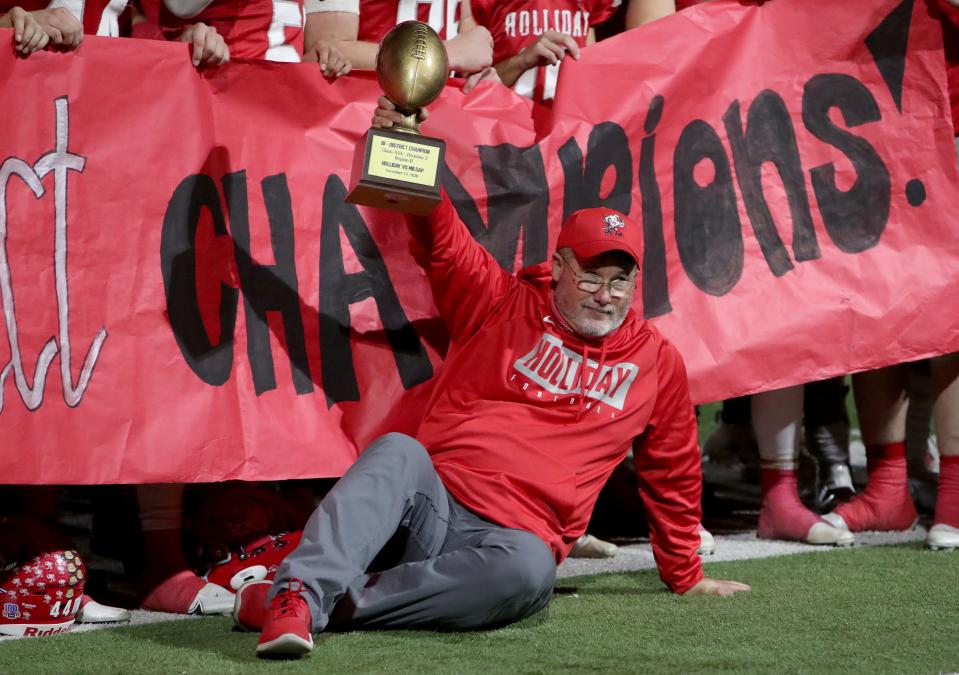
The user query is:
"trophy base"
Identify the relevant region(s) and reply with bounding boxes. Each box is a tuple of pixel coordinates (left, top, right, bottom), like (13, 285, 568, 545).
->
(346, 128, 445, 216)
(346, 181, 442, 216)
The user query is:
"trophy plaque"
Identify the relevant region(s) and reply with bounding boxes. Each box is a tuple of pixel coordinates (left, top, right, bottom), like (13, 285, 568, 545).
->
(347, 21, 449, 216)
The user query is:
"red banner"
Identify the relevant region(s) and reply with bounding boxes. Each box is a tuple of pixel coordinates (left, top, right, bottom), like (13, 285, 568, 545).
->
(1, 0, 958, 484)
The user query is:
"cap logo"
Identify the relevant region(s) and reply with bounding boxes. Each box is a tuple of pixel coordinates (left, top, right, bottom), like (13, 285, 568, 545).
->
(3, 602, 20, 619)
(603, 214, 625, 237)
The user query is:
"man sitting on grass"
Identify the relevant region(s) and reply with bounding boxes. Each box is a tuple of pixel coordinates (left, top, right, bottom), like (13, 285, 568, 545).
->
(233, 98, 751, 659)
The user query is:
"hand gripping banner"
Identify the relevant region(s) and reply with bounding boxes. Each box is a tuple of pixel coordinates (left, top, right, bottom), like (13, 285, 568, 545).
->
(1, 0, 958, 483)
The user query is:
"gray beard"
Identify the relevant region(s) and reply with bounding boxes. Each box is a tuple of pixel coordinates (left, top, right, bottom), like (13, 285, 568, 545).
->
(567, 304, 629, 338)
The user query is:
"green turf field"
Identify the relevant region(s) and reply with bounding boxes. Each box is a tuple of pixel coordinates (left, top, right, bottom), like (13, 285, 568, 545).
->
(1, 544, 956, 674)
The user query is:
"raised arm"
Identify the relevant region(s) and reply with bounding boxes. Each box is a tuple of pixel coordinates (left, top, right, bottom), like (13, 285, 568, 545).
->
(372, 98, 515, 341)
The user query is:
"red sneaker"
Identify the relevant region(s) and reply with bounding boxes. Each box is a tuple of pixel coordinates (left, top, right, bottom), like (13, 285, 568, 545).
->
(256, 579, 313, 659)
(233, 580, 271, 631)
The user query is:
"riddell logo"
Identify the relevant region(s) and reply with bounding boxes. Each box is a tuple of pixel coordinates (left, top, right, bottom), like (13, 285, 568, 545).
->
(512, 333, 639, 410)
(24, 625, 70, 636)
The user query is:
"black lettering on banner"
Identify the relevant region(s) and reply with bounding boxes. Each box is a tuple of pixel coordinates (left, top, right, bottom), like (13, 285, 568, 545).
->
(865, 0, 914, 114)
(558, 121, 633, 221)
(223, 171, 314, 396)
(319, 175, 433, 406)
(673, 120, 744, 296)
(441, 144, 549, 270)
(802, 74, 890, 253)
(638, 95, 671, 319)
(160, 174, 238, 386)
(724, 90, 820, 277)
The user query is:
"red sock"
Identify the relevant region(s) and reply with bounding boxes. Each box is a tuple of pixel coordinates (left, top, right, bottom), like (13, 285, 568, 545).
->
(933, 456, 959, 528)
(834, 442, 917, 531)
(757, 469, 822, 541)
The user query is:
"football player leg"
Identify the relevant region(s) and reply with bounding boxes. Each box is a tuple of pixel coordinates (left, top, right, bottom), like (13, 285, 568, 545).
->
(137, 484, 233, 615)
(825, 366, 918, 532)
(803, 377, 855, 511)
(754, 386, 853, 545)
(928, 354, 959, 549)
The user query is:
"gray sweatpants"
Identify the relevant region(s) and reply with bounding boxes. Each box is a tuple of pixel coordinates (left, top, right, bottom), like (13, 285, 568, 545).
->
(270, 433, 557, 632)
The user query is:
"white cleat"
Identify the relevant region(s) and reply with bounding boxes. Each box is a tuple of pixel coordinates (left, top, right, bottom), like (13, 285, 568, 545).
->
(927, 524, 959, 551)
(806, 521, 854, 547)
(76, 596, 132, 624)
(697, 525, 716, 556)
(821, 512, 849, 531)
(569, 534, 618, 559)
(188, 583, 236, 616)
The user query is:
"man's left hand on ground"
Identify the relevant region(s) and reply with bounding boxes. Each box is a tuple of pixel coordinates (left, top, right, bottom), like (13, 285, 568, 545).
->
(683, 577, 752, 597)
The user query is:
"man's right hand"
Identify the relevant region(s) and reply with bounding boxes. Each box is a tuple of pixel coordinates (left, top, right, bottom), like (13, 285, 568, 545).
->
(444, 25, 493, 74)
(372, 96, 429, 132)
(30, 7, 83, 50)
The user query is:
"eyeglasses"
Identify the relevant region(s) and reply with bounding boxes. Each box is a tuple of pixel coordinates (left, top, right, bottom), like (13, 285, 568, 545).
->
(558, 256, 635, 299)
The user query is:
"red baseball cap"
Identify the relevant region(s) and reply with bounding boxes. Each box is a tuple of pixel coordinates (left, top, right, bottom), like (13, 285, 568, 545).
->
(556, 207, 642, 266)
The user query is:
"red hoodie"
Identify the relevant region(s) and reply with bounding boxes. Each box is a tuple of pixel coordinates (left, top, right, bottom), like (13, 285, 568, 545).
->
(407, 195, 704, 594)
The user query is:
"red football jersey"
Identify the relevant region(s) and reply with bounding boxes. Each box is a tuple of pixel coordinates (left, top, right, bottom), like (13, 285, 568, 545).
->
(470, 0, 618, 103)
(150, 0, 306, 61)
(0, 0, 128, 35)
(304, 0, 461, 41)
(357, 0, 460, 41)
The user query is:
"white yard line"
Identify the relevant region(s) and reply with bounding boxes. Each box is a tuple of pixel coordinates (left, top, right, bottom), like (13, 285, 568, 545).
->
(556, 526, 928, 578)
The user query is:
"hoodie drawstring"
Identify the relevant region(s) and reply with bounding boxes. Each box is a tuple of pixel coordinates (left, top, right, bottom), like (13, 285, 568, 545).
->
(545, 297, 613, 422)
(576, 339, 608, 421)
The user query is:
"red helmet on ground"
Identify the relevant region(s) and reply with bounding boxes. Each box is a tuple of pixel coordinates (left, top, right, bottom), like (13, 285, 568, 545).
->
(202, 531, 301, 591)
(0, 550, 86, 637)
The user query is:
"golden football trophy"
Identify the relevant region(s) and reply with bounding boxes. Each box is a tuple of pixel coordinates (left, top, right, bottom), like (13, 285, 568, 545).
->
(346, 21, 449, 215)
